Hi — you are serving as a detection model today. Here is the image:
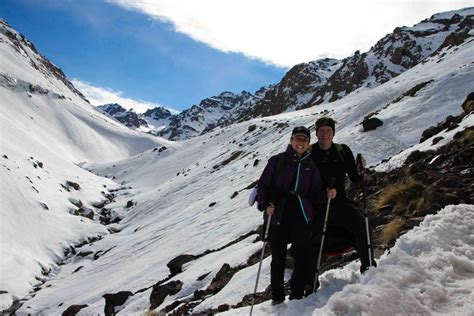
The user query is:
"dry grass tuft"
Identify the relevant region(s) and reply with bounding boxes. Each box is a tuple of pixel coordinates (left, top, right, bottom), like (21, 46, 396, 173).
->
(376, 178, 425, 214)
(379, 217, 407, 246)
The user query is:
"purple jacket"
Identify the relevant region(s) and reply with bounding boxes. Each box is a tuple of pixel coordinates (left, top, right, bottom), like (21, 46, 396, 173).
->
(257, 145, 325, 225)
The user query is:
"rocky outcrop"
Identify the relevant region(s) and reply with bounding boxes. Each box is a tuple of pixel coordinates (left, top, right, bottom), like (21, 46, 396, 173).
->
(143, 107, 173, 120)
(159, 90, 268, 140)
(98, 103, 148, 128)
(149, 281, 183, 310)
(240, 59, 341, 119)
(103, 291, 134, 316)
(0, 20, 87, 101)
(167, 255, 197, 276)
(61, 304, 88, 316)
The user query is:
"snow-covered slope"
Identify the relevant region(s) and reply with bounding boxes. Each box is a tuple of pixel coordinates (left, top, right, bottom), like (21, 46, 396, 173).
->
(0, 19, 172, 310)
(1, 8, 473, 315)
(0, 19, 168, 162)
(9, 24, 473, 313)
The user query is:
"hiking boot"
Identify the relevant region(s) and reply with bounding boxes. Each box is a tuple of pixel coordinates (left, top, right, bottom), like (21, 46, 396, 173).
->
(360, 260, 377, 274)
(271, 299, 284, 306)
(289, 294, 303, 300)
(304, 280, 319, 296)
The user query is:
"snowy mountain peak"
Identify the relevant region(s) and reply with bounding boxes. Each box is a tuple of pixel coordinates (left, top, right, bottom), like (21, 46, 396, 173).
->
(233, 8, 474, 120)
(0, 19, 87, 102)
(97, 103, 149, 129)
(158, 87, 271, 140)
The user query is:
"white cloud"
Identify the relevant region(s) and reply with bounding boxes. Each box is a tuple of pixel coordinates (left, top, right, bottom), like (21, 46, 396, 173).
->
(72, 79, 179, 114)
(108, 0, 473, 67)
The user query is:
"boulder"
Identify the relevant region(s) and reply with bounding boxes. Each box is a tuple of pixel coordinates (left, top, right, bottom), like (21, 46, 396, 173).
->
(150, 280, 183, 310)
(362, 117, 383, 131)
(103, 291, 133, 316)
(167, 254, 197, 275)
(61, 304, 88, 316)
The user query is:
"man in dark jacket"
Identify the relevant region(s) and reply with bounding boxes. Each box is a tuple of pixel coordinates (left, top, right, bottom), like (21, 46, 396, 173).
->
(257, 126, 333, 303)
(308, 117, 376, 290)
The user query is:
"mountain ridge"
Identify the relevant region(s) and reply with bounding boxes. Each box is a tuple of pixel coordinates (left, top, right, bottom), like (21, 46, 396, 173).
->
(99, 8, 473, 140)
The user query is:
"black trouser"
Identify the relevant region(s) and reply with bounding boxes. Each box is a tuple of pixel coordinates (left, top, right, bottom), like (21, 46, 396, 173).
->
(309, 198, 375, 283)
(269, 208, 311, 300)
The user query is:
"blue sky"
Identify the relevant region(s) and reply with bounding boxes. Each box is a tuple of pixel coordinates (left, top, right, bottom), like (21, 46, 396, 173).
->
(1, 0, 471, 112)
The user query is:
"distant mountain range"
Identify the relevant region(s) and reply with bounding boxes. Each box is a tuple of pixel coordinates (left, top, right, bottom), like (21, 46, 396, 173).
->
(99, 9, 473, 140)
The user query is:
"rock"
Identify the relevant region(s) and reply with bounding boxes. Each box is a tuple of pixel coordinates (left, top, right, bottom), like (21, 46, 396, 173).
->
(150, 281, 182, 310)
(103, 291, 133, 316)
(66, 181, 80, 190)
(61, 304, 88, 316)
(462, 92, 474, 113)
(76, 251, 93, 258)
(207, 263, 233, 294)
(72, 266, 83, 274)
(362, 117, 383, 131)
(91, 200, 107, 208)
(69, 198, 83, 208)
(39, 202, 49, 210)
(209, 202, 216, 207)
(77, 207, 94, 220)
(167, 254, 197, 275)
(230, 191, 239, 199)
(217, 304, 230, 312)
(421, 126, 439, 143)
(126, 200, 133, 208)
(432, 136, 444, 145)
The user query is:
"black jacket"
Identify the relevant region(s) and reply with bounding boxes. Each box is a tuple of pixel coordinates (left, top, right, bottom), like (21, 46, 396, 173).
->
(309, 142, 362, 200)
(257, 145, 325, 225)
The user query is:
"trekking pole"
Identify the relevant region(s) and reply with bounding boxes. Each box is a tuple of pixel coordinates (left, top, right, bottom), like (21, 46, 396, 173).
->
(249, 214, 272, 316)
(313, 178, 335, 293)
(313, 196, 331, 293)
(357, 154, 374, 267)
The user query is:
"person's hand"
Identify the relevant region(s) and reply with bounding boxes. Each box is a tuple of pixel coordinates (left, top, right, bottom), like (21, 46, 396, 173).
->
(266, 203, 275, 216)
(327, 188, 337, 200)
(356, 153, 366, 171)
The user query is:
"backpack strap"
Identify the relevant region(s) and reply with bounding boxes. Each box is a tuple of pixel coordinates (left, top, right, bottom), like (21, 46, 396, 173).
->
(333, 143, 346, 164)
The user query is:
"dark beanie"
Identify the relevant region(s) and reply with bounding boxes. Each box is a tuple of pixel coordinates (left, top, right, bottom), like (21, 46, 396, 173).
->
(315, 117, 336, 134)
(291, 126, 310, 141)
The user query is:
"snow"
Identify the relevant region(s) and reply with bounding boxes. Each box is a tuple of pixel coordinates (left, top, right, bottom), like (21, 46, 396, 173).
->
(1, 8, 474, 315)
(431, 7, 474, 19)
(375, 112, 474, 172)
(220, 204, 474, 315)
(0, 20, 168, 309)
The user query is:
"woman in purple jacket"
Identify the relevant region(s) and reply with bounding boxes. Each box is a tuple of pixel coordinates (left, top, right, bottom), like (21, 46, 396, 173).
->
(257, 126, 335, 303)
